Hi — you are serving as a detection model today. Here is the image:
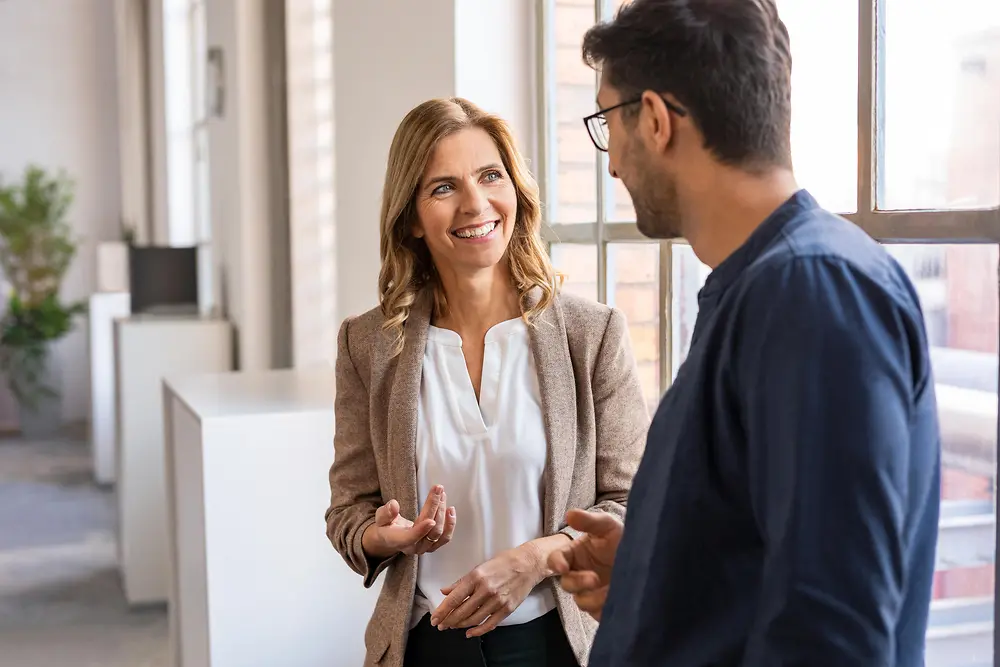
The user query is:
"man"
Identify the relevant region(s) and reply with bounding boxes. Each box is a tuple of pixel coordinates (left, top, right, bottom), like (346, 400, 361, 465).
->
(548, 1, 942, 666)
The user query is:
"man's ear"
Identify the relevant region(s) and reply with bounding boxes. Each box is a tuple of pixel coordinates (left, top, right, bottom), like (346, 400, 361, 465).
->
(639, 91, 674, 154)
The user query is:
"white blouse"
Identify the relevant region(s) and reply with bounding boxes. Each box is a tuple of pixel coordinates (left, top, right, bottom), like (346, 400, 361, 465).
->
(410, 317, 556, 629)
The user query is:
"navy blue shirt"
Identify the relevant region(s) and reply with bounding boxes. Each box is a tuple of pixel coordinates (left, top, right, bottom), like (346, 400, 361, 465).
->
(590, 191, 942, 667)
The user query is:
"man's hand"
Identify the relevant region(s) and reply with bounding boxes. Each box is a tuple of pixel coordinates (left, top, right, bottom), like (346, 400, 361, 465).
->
(547, 509, 624, 621)
(361, 485, 457, 559)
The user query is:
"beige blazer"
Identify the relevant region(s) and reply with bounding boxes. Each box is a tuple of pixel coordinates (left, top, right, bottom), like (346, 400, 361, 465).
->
(325, 288, 650, 667)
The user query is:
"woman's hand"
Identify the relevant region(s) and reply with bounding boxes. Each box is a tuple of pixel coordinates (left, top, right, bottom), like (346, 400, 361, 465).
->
(430, 534, 569, 637)
(361, 485, 457, 559)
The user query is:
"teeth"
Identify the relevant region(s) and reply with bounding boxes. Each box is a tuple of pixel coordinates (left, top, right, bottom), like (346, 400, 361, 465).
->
(454, 221, 497, 239)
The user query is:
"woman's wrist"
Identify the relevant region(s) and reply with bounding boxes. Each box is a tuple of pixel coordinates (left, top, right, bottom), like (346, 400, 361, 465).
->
(361, 522, 396, 560)
(522, 534, 572, 580)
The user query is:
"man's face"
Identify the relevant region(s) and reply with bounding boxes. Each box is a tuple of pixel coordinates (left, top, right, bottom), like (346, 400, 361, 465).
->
(599, 75, 683, 240)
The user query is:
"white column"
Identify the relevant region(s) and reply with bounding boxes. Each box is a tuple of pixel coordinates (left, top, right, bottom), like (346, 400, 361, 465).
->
(205, 0, 280, 370)
(330, 0, 537, 325)
(113, 0, 152, 244)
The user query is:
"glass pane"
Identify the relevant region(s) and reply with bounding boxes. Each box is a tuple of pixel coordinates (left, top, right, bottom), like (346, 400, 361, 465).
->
(551, 243, 598, 302)
(609, 244, 660, 412)
(670, 242, 711, 379)
(881, 0, 1000, 210)
(553, 0, 598, 224)
(606, 1, 859, 223)
(885, 245, 998, 667)
(776, 0, 859, 214)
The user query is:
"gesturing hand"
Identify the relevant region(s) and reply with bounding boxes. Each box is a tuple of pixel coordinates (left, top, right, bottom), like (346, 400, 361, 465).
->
(430, 543, 545, 638)
(547, 509, 623, 621)
(361, 485, 457, 560)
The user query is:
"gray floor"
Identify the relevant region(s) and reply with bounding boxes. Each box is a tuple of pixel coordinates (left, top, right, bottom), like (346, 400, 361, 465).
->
(0, 435, 168, 667)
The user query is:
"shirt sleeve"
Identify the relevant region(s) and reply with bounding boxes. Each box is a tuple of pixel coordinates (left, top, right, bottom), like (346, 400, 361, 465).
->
(733, 256, 924, 666)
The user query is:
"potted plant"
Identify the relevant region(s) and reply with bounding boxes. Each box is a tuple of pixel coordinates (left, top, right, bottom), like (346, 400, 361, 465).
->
(0, 165, 85, 438)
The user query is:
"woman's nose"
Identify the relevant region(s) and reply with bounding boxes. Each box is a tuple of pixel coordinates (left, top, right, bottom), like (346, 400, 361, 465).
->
(460, 185, 490, 216)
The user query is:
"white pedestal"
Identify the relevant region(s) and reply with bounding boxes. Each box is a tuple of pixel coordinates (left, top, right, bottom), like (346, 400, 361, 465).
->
(97, 241, 130, 293)
(115, 316, 233, 605)
(163, 368, 380, 667)
(88, 292, 131, 485)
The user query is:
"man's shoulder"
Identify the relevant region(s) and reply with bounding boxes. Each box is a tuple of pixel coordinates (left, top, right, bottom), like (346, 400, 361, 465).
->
(745, 207, 921, 317)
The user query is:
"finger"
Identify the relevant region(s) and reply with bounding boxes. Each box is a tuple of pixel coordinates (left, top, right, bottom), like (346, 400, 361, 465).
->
(402, 518, 436, 545)
(418, 485, 444, 521)
(436, 588, 486, 630)
(573, 585, 608, 620)
(427, 506, 456, 553)
(453, 596, 500, 630)
(374, 499, 399, 527)
(560, 570, 602, 594)
(547, 544, 574, 575)
(564, 509, 621, 538)
(466, 606, 508, 638)
(430, 578, 474, 627)
(426, 492, 448, 542)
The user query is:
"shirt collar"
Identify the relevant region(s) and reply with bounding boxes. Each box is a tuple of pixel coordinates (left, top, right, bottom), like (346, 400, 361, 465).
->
(698, 189, 818, 304)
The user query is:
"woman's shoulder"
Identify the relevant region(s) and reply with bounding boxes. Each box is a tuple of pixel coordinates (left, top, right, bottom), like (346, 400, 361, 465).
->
(338, 305, 388, 359)
(553, 290, 617, 339)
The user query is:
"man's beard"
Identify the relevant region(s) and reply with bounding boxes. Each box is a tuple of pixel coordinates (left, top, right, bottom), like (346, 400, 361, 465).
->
(630, 172, 683, 240)
(621, 136, 683, 240)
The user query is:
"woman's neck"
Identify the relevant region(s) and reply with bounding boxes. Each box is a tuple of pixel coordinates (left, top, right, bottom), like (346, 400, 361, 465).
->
(434, 263, 520, 336)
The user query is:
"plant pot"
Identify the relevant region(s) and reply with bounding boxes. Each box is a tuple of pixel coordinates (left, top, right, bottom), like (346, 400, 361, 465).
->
(14, 343, 63, 440)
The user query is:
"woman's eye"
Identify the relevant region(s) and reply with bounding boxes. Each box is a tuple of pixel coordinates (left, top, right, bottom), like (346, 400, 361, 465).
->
(432, 183, 453, 195)
(483, 170, 503, 183)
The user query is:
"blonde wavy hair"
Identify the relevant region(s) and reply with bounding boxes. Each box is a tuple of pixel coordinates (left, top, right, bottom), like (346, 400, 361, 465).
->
(378, 97, 559, 355)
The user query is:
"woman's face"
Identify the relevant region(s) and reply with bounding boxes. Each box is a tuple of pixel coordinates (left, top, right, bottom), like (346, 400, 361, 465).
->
(412, 127, 518, 277)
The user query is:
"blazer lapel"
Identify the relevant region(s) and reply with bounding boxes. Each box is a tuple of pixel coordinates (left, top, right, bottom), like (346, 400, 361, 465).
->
(526, 290, 578, 534)
(386, 292, 431, 521)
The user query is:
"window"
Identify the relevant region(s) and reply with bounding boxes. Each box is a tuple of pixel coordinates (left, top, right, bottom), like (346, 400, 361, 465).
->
(161, 0, 211, 246)
(541, 1, 1000, 663)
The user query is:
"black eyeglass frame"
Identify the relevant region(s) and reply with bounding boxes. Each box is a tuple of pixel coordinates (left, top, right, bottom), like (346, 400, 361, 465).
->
(583, 95, 688, 152)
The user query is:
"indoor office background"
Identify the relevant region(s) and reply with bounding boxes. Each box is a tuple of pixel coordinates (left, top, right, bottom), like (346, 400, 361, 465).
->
(0, 0, 996, 666)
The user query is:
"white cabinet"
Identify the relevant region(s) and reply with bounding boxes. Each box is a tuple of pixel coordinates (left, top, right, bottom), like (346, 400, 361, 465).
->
(163, 368, 379, 667)
(88, 291, 130, 485)
(115, 316, 232, 605)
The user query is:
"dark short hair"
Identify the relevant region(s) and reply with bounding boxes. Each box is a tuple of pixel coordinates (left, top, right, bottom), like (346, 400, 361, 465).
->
(582, 0, 793, 170)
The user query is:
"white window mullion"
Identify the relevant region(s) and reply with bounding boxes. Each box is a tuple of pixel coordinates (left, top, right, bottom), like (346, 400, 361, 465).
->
(857, 0, 877, 216)
(594, 0, 608, 304)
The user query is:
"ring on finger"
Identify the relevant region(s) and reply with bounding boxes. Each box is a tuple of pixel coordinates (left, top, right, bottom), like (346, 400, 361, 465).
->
(426, 536, 440, 543)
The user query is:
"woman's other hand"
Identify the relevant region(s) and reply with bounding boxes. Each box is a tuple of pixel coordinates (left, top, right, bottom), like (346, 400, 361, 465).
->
(429, 538, 556, 638)
(361, 485, 457, 559)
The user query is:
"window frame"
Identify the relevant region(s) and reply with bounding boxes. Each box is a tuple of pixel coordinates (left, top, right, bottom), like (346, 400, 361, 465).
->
(537, 0, 1000, 660)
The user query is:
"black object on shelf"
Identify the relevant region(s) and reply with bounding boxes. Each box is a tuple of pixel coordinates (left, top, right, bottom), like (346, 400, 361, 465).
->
(127, 245, 199, 315)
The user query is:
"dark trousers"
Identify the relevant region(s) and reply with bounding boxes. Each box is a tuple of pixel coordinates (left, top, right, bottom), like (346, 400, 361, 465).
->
(404, 609, 579, 667)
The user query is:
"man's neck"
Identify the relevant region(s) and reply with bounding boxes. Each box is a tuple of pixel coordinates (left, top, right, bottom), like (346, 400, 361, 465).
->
(682, 167, 800, 270)
(435, 263, 520, 337)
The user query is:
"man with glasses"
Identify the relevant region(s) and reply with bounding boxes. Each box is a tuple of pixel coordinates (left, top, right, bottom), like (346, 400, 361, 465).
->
(548, 1, 942, 665)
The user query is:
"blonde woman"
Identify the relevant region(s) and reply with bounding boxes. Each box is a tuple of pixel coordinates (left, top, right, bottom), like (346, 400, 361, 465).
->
(325, 98, 649, 667)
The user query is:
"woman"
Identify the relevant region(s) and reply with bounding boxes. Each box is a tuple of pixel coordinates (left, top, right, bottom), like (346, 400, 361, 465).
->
(325, 97, 649, 667)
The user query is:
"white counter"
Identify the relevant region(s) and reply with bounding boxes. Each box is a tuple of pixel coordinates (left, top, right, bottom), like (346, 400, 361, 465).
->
(88, 291, 130, 485)
(162, 368, 380, 667)
(115, 316, 233, 605)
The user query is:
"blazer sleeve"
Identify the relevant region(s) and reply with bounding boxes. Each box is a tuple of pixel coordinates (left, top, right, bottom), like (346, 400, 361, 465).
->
(324, 317, 396, 587)
(561, 307, 649, 539)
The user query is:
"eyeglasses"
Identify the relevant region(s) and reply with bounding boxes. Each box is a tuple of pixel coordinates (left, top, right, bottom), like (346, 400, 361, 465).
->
(583, 96, 688, 152)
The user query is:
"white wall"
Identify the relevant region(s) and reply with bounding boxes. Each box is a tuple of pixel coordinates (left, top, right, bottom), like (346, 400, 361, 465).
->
(0, 0, 122, 422)
(329, 1, 537, 326)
